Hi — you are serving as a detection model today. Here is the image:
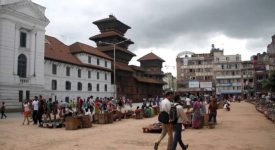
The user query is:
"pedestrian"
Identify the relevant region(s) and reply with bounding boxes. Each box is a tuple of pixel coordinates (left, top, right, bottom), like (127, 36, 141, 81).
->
(154, 92, 173, 150)
(32, 96, 39, 124)
(208, 98, 218, 124)
(37, 95, 45, 125)
(22, 100, 30, 125)
(191, 98, 202, 129)
(1, 102, 7, 119)
(171, 95, 189, 150)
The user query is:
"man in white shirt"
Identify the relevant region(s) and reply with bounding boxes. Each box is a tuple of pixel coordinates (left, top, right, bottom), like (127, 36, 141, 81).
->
(185, 97, 191, 110)
(32, 96, 39, 124)
(154, 92, 173, 150)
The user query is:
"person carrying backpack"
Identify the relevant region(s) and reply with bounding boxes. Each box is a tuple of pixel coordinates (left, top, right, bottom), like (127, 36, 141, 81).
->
(154, 92, 173, 150)
(171, 95, 189, 150)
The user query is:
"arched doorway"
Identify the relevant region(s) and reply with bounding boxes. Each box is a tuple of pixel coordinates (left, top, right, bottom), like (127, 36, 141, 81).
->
(17, 54, 27, 78)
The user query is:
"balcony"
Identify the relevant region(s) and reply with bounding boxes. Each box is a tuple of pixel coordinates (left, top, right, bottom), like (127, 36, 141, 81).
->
(20, 78, 30, 84)
(216, 75, 242, 79)
(216, 82, 241, 87)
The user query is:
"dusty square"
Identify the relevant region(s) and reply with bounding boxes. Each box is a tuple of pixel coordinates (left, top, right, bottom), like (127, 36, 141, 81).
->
(0, 102, 275, 150)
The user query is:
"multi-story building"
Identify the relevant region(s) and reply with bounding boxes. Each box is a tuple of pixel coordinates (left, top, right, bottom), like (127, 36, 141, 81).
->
(44, 36, 113, 101)
(163, 73, 177, 93)
(176, 48, 214, 95)
(0, 0, 49, 110)
(241, 61, 254, 98)
(212, 46, 242, 97)
(251, 53, 269, 94)
(267, 34, 275, 71)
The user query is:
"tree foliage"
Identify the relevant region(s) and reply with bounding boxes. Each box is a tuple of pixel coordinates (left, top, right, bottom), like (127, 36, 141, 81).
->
(262, 70, 275, 92)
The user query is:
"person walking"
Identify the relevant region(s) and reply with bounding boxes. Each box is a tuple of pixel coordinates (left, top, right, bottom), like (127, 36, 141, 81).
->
(208, 98, 218, 124)
(154, 92, 173, 150)
(22, 100, 30, 125)
(191, 98, 202, 129)
(32, 96, 39, 124)
(171, 95, 189, 150)
(1, 102, 7, 119)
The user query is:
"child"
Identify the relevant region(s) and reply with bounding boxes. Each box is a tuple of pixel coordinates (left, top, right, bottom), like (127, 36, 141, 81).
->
(22, 100, 30, 125)
(1, 102, 7, 119)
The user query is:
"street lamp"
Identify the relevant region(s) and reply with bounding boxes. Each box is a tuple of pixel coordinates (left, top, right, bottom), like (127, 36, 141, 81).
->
(98, 39, 130, 99)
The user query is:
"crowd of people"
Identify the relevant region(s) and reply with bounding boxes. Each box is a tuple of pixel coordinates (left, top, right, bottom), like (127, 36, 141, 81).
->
(20, 95, 138, 126)
(154, 92, 228, 150)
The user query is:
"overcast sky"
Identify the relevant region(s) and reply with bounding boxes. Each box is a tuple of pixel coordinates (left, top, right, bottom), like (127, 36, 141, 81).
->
(33, 0, 275, 76)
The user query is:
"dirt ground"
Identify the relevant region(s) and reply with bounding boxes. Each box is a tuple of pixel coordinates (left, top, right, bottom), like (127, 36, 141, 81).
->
(0, 102, 275, 150)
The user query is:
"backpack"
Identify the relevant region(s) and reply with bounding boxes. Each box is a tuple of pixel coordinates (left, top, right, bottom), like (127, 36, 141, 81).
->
(158, 111, 169, 124)
(169, 104, 179, 124)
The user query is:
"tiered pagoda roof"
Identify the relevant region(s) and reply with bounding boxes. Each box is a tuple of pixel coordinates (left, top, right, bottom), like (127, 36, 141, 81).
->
(138, 52, 165, 62)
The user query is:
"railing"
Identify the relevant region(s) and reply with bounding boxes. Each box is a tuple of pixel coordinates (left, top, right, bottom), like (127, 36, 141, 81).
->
(20, 78, 30, 84)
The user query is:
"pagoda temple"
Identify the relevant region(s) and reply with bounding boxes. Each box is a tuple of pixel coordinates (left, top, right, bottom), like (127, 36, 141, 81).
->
(90, 15, 165, 101)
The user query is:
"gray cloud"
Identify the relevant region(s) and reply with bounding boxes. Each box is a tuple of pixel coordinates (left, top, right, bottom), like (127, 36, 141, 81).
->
(123, 0, 275, 50)
(34, 0, 275, 55)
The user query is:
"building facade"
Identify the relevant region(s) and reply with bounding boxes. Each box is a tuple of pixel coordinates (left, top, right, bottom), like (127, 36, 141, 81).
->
(0, 0, 49, 110)
(44, 36, 113, 101)
(176, 49, 214, 95)
(163, 73, 177, 93)
(213, 48, 242, 96)
(251, 52, 269, 94)
(241, 61, 254, 98)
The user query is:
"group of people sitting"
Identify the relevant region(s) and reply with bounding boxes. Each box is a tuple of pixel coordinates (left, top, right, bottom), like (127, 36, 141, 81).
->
(21, 95, 136, 126)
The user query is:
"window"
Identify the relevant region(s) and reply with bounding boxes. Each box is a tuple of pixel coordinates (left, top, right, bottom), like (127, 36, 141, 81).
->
(226, 57, 229, 61)
(17, 54, 27, 78)
(105, 61, 107, 67)
(105, 84, 107, 92)
(97, 72, 100, 79)
(52, 64, 57, 75)
(221, 64, 224, 69)
(105, 73, 107, 80)
(26, 91, 30, 100)
(66, 67, 70, 76)
(78, 69, 81, 78)
(88, 56, 91, 64)
(97, 84, 100, 91)
(88, 71, 91, 79)
(19, 90, 23, 102)
(65, 97, 69, 103)
(52, 80, 57, 90)
(88, 83, 92, 91)
(97, 58, 100, 65)
(20, 32, 27, 47)
(77, 82, 82, 91)
(65, 81, 71, 90)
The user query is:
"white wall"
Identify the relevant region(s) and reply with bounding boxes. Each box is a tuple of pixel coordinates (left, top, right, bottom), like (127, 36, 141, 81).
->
(75, 53, 111, 69)
(44, 60, 113, 101)
(0, 1, 48, 109)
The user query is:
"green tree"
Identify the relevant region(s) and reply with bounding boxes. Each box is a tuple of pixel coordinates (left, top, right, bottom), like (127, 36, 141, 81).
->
(262, 70, 275, 92)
